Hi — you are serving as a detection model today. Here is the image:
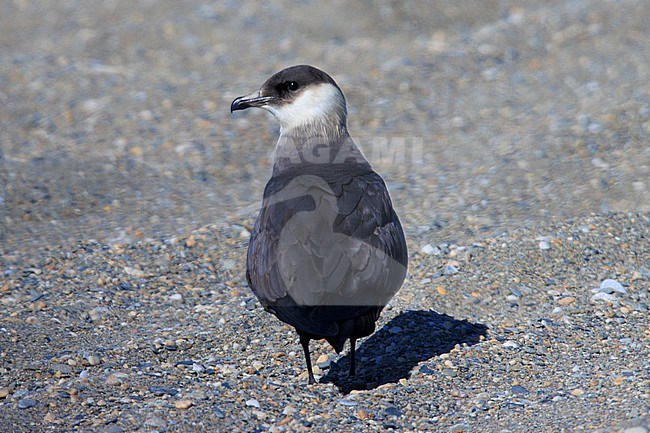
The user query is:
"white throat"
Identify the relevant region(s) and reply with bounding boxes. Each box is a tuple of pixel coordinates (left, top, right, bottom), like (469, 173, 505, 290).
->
(265, 83, 370, 173)
(263, 83, 347, 136)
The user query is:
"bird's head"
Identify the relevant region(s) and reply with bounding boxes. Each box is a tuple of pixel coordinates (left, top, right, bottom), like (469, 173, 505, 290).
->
(231, 65, 348, 137)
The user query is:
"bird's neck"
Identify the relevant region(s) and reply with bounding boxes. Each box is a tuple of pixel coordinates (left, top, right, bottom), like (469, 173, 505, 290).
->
(272, 123, 370, 175)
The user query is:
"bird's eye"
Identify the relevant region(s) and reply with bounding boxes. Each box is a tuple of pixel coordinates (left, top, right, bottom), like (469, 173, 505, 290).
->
(286, 81, 300, 91)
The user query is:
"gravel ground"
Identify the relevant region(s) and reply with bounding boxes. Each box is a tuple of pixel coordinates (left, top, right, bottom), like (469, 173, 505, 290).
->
(1, 213, 648, 432)
(1, 1, 649, 432)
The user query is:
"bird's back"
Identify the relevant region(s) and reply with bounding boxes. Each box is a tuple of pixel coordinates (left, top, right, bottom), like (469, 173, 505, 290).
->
(246, 162, 407, 347)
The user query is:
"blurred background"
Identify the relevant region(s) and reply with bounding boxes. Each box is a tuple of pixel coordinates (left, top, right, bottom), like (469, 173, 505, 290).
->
(1, 0, 649, 254)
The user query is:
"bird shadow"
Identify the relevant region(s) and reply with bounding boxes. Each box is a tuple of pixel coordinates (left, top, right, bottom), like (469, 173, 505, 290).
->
(320, 310, 488, 394)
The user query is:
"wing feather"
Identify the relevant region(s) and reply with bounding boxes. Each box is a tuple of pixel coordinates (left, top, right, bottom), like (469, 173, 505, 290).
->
(246, 163, 407, 336)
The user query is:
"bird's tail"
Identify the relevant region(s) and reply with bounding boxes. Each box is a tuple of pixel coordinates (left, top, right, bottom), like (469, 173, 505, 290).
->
(325, 320, 354, 353)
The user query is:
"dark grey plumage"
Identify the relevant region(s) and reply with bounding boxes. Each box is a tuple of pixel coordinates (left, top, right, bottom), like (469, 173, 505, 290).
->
(232, 65, 408, 384)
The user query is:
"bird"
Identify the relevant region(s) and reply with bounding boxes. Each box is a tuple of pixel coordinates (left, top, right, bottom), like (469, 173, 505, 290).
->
(231, 65, 408, 384)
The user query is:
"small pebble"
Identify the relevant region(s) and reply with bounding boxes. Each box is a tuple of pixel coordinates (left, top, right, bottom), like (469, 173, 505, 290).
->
(50, 363, 72, 374)
(123, 266, 147, 278)
(511, 385, 530, 395)
(357, 409, 371, 420)
(144, 416, 166, 428)
(590, 292, 617, 303)
(87, 355, 101, 366)
(450, 389, 466, 398)
(384, 406, 403, 417)
(251, 409, 267, 419)
(420, 244, 438, 255)
(443, 368, 457, 378)
(174, 399, 193, 409)
(18, 398, 37, 409)
(189, 390, 208, 401)
(443, 264, 458, 275)
(88, 307, 109, 321)
(600, 279, 626, 294)
(282, 405, 297, 415)
(148, 386, 178, 396)
(558, 297, 575, 306)
(105, 374, 121, 386)
(245, 398, 260, 408)
(169, 293, 183, 302)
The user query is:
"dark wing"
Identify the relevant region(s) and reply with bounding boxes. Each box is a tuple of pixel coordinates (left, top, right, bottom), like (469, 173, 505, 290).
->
(246, 163, 407, 336)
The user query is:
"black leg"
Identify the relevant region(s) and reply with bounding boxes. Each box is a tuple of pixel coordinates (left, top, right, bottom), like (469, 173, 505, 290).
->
(299, 334, 315, 384)
(349, 338, 357, 377)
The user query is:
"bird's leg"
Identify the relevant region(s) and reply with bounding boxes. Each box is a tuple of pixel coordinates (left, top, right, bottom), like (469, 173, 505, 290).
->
(299, 334, 316, 384)
(349, 338, 357, 377)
